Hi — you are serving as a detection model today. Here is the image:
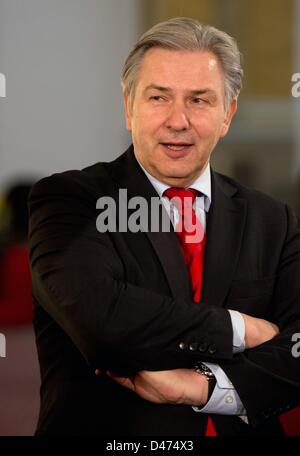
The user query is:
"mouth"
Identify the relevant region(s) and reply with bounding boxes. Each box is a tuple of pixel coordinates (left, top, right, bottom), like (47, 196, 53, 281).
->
(160, 142, 193, 151)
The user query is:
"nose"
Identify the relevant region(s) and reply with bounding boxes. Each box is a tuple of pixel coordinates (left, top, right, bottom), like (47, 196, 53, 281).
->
(165, 101, 190, 131)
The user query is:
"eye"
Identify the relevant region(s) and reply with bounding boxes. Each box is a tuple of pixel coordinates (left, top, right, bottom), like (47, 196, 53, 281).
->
(149, 95, 166, 102)
(192, 97, 206, 104)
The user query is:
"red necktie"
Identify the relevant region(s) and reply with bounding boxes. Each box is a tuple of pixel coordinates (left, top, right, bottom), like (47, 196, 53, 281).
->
(164, 187, 217, 436)
(163, 187, 206, 302)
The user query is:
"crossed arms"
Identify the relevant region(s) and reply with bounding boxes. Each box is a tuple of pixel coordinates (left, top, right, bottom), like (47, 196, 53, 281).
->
(28, 172, 300, 426)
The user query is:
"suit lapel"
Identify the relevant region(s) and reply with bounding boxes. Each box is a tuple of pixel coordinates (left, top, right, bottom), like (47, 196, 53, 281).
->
(108, 147, 247, 307)
(201, 171, 248, 307)
(108, 146, 191, 301)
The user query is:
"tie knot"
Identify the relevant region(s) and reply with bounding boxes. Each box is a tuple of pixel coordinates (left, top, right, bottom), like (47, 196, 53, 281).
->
(163, 187, 198, 210)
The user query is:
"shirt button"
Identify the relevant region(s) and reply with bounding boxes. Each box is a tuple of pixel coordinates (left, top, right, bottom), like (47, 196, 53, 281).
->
(225, 395, 234, 404)
(179, 342, 187, 350)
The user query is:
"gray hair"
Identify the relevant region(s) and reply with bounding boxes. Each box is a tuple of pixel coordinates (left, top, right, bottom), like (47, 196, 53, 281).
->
(121, 17, 243, 109)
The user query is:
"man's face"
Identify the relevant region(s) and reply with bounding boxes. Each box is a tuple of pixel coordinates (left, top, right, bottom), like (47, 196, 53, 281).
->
(124, 48, 237, 187)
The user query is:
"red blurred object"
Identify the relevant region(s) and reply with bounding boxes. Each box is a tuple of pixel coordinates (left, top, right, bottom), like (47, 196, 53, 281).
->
(205, 417, 217, 436)
(0, 243, 33, 325)
(280, 407, 300, 436)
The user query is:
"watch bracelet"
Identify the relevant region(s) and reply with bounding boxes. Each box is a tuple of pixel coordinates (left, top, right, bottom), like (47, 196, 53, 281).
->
(195, 363, 217, 401)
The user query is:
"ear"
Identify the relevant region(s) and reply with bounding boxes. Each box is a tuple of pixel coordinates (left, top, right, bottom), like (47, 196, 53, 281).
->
(123, 92, 133, 132)
(220, 98, 238, 138)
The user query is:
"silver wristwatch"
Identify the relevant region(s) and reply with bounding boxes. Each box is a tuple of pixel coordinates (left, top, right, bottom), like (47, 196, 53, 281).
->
(195, 362, 216, 400)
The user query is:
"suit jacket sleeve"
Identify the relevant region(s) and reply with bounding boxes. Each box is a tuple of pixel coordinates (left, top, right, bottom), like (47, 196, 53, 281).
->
(28, 172, 233, 373)
(220, 205, 300, 426)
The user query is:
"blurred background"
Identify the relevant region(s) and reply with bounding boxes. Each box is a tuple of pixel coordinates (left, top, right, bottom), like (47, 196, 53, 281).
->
(0, 0, 299, 435)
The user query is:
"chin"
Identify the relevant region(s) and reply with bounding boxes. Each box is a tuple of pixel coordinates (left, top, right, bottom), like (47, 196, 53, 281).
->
(163, 164, 192, 177)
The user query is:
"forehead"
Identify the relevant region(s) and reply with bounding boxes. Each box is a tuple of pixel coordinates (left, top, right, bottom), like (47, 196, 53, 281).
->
(136, 48, 224, 91)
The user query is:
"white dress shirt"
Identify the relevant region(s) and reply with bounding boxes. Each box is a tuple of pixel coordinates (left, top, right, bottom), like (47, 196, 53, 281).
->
(136, 158, 247, 416)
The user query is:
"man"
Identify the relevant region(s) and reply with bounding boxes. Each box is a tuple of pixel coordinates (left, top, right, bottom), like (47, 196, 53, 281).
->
(28, 18, 300, 436)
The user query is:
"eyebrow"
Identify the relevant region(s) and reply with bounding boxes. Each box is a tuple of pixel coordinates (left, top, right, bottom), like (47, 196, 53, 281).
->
(144, 84, 217, 97)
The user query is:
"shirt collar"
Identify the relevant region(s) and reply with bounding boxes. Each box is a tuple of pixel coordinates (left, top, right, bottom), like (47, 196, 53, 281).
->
(136, 157, 212, 212)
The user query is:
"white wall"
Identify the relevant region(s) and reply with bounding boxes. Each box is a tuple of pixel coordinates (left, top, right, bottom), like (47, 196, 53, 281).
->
(0, 0, 142, 190)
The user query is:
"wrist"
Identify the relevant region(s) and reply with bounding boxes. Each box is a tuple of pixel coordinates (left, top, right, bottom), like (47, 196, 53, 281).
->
(187, 369, 209, 406)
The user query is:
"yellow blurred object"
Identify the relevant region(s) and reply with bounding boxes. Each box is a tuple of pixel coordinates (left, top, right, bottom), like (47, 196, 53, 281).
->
(0, 194, 11, 234)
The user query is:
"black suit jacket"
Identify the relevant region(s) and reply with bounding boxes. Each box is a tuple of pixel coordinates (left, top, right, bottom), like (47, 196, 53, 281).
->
(28, 146, 300, 435)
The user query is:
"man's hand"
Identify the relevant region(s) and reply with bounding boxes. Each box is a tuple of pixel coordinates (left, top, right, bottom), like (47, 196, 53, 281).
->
(241, 313, 279, 349)
(95, 368, 209, 407)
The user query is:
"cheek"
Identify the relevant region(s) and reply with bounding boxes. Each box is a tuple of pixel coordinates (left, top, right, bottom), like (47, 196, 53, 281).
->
(140, 104, 168, 126)
(194, 115, 225, 138)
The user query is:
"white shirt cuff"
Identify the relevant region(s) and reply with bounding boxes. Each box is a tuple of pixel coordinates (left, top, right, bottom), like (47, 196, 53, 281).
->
(192, 363, 247, 416)
(228, 310, 245, 354)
